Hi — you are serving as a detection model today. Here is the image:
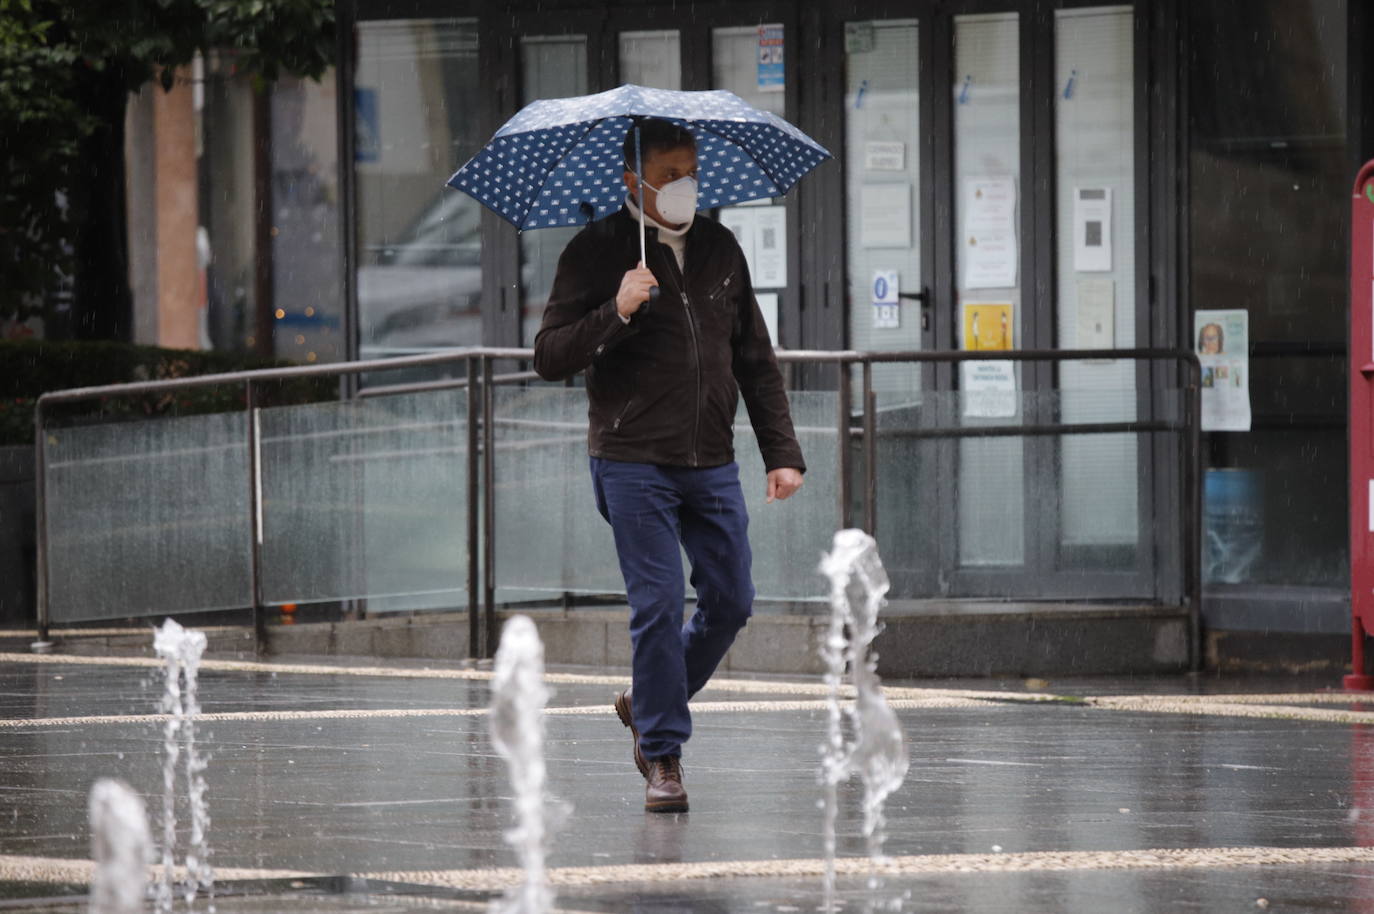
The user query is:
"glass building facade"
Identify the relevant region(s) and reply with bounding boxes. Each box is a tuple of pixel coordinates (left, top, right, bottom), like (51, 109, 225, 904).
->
(315, 0, 1371, 635)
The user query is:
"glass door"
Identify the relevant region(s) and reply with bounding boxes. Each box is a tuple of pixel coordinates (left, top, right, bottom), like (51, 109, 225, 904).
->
(828, 3, 1155, 601)
(941, 5, 1153, 599)
(949, 11, 1027, 583)
(835, 11, 939, 596)
(1052, 5, 1152, 594)
(845, 19, 925, 398)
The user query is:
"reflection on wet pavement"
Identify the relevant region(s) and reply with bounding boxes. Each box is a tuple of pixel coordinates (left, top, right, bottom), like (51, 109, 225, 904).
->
(2, 653, 1372, 912)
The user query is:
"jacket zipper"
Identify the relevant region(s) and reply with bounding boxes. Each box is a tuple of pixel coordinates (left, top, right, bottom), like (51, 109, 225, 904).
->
(707, 272, 734, 300)
(612, 395, 635, 431)
(656, 238, 702, 466)
(681, 291, 702, 466)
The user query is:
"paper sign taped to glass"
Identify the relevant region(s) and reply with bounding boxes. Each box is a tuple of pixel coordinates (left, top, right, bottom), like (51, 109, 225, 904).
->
(1073, 187, 1113, 272)
(962, 303, 1013, 351)
(962, 361, 1017, 419)
(961, 302, 1015, 418)
(860, 183, 911, 248)
(864, 142, 906, 171)
(1194, 308, 1251, 432)
(963, 177, 1018, 289)
(871, 270, 899, 329)
(1075, 278, 1114, 348)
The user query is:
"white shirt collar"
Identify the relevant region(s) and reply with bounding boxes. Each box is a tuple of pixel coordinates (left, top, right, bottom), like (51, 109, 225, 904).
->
(626, 194, 693, 239)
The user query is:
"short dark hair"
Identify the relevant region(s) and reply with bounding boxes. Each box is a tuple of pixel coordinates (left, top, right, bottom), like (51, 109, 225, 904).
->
(1198, 322, 1224, 351)
(622, 117, 696, 171)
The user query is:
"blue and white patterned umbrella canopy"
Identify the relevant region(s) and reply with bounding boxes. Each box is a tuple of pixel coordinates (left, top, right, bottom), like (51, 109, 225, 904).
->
(447, 84, 832, 230)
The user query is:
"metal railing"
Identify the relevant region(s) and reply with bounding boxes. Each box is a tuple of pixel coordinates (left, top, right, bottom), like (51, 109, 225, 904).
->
(33, 346, 1201, 667)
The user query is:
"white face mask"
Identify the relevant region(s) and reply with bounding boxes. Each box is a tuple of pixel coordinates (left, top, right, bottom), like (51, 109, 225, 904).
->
(642, 175, 698, 225)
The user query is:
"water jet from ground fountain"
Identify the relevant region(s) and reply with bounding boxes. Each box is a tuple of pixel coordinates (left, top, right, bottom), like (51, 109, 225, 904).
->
(153, 619, 213, 913)
(88, 778, 151, 914)
(818, 530, 911, 912)
(489, 615, 566, 914)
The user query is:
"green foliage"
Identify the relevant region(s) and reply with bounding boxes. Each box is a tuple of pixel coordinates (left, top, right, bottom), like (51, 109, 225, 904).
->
(49, 0, 337, 84)
(0, 1, 98, 322)
(0, 340, 336, 445)
(0, 0, 335, 325)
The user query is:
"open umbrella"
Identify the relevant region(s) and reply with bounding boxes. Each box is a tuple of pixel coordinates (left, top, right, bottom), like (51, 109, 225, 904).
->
(446, 83, 831, 285)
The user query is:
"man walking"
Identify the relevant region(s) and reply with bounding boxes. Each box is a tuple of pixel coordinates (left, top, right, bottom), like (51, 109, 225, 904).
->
(533, 118, 805, 813)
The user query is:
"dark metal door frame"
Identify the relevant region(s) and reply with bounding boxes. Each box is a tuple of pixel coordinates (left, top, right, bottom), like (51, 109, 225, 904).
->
(940, 0, 1163, 600)
(932, 1, 1040, 598)
(813, 1, 941, 593)
(809, 0, 1165, 599)
(337, 0, 1181, 602)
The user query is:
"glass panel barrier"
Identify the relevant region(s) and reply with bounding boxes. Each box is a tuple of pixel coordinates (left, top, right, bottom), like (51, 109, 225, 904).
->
(874, 387, 1186, 599)
(1056, 389, 1138, 567)
(491, 385, 623, 601)
(45, 413, 252, 622)
(39, 366, 1187, 624)
(491, 386, 839, 604)
(735, 391, 839, 603)
(258, 390, 468, 609)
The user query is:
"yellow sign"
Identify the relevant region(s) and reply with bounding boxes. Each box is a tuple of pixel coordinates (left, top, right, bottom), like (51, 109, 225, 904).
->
(962, 303, 1013, 351)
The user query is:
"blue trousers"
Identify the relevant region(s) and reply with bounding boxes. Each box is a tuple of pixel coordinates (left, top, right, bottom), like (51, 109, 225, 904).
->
(591, 457, 755, 760)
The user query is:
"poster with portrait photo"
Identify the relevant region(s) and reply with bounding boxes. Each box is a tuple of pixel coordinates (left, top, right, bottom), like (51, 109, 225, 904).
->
(1194, 309, 1250, 432)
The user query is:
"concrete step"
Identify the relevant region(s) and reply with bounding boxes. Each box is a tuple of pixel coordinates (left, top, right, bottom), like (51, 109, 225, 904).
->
(1, 602, 1191, 677)
(265, 602, 1190, 677)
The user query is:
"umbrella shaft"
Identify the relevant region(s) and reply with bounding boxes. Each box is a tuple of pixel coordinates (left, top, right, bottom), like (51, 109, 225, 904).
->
(636, 124, 648, 266)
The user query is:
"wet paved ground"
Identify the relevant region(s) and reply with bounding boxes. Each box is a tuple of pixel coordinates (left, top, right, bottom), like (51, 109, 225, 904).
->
(3, 643, 1374, 911)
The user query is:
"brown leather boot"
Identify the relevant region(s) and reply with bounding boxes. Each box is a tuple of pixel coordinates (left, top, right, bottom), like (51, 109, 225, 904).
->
(614, 689, 649, 778)
(645, 755, 689, 813)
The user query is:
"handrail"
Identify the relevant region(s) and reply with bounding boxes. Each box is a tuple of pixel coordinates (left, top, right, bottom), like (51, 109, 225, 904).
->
(31, 346, 1193, 405)
(33, 347, 534, 406)
(32, 345, 1201, 672)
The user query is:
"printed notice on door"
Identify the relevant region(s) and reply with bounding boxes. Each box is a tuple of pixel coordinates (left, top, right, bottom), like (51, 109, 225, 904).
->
(963, 177, 1018, 289)
(1195, 309, 1251, 432)
(961, 302, 1016, 418)
(962, 361, 1017, 419)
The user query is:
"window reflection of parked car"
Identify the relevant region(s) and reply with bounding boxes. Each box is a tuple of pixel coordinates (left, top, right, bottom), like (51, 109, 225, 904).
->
(357, 190, 484, 359)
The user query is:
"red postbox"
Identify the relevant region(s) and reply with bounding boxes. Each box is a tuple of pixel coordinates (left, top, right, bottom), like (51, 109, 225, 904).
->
(1347, 160, 1374, 691)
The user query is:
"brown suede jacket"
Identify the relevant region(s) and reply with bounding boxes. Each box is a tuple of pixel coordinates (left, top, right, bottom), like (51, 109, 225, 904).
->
(533, 207, 805, 474)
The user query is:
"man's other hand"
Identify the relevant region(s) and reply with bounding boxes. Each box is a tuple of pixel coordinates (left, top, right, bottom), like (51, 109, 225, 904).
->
(616, 262, 659, 318)
(766, 467, 803, 503)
